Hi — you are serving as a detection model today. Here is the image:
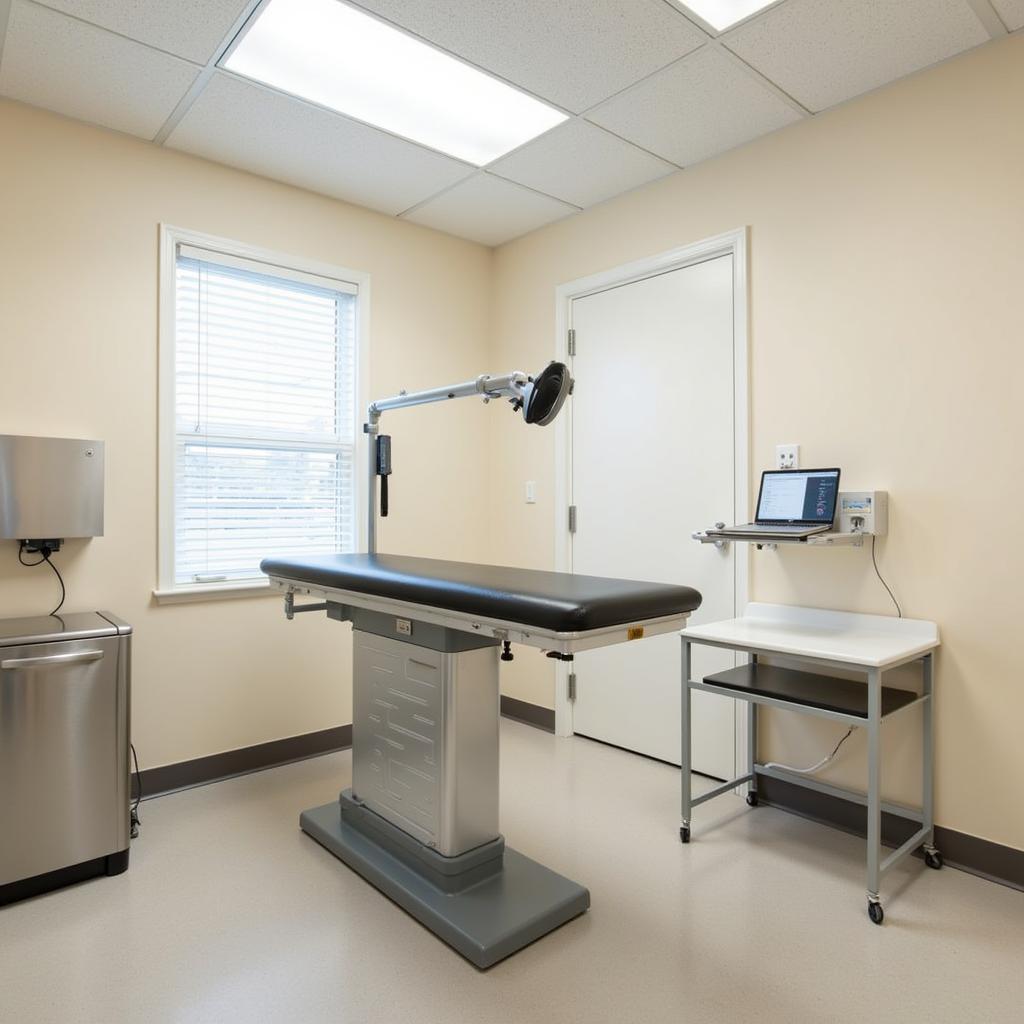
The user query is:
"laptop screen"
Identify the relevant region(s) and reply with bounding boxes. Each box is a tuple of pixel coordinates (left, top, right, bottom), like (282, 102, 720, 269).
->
(755, 469, 841, 525)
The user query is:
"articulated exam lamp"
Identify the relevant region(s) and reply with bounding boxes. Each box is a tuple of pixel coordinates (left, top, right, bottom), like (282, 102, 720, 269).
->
(364, 362, 573, 553)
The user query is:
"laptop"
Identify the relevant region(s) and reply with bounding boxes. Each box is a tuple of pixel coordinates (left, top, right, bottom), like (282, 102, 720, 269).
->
(709, 468, 841, 539)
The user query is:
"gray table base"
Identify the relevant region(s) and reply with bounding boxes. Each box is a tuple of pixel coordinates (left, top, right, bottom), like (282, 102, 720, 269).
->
(301, 794, 590, 969)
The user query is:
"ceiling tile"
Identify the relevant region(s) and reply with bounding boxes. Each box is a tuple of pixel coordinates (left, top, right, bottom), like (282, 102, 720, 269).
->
(725, 0, 990, 113)
(166, 72, 474, 217)
(589, 46, 802, 167)
(402, 174, 578, 246)
(489, 120, 676, 208)
(0, 0, 200, 138)
(351, 0, 706, 113)
(990, 0, 1024, 31)
(39, 0, 253, 64)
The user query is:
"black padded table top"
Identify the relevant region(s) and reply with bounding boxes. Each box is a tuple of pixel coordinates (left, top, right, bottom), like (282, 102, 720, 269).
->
(261, 553, 702, 635)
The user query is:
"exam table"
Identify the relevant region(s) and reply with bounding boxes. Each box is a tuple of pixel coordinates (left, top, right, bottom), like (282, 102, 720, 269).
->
(262, 551, 702, 968)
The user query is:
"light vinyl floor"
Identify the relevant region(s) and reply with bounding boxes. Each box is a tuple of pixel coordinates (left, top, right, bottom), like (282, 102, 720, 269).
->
(2, 719, 1022, 1023)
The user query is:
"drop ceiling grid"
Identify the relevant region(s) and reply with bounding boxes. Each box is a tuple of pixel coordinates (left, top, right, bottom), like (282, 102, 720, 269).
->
(0, 0, 202, 138)
(486, 119, 677, 209)
(655, 0, 789, 38)
(348, 0, 710, 113)
(586, 44, 804, 169)
(164, 71, 477, 217)
(989, 0, 1024, 30)
(402, 171, 579, 247)
(0, 0, 1014, 246)
(36, 0, 254, 64)
(722, 0, 993, 112)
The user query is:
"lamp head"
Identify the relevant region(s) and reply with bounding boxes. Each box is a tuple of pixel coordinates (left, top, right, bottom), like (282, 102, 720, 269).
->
(521, 361, 573, 426)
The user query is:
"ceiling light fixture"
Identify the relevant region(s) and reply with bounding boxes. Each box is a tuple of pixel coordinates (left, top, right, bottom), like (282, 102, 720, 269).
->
(675, 0, 776, 32)
(223, 0, 567, 166)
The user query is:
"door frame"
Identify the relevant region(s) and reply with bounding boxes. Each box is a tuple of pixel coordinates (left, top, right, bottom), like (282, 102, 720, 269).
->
(552, 228, 750, 777)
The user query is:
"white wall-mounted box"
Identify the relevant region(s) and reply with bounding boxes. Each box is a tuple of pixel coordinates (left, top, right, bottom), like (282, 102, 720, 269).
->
(838, 490, 887, 536)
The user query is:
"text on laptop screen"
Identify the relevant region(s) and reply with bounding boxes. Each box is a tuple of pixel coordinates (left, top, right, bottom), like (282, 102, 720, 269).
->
(757, 470, 840, 523)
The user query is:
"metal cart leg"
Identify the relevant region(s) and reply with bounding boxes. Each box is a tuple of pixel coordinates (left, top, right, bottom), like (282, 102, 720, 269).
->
(866, 667, 883, 924)
(921, 653, 943, 869)
(680, 638, 692, 843)
(746, 654, 759, 807)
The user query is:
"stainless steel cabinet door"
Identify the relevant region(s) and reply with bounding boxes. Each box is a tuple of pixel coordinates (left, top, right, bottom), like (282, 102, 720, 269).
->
(0, 636, 126, 884)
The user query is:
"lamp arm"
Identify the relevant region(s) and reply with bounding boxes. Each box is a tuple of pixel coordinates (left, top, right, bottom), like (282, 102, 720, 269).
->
(364, 370, 530, 553)
(368, 371, 530, 422)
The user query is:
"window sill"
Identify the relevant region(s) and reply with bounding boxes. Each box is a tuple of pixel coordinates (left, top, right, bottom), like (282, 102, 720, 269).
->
(152, 580, 278, 605)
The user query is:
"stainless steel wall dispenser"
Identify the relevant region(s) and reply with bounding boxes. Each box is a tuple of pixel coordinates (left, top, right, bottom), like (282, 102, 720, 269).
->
(0, 434, 105, 549)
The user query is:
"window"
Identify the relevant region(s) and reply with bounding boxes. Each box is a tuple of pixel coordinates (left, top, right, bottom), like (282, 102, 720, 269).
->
(158, 228, 365, 595)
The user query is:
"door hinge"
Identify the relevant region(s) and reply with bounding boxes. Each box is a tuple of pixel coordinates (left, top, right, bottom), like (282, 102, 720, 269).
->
(568, 505, 577, 534)
(567, 328, 576, 358)
(568, 672, 577, 702)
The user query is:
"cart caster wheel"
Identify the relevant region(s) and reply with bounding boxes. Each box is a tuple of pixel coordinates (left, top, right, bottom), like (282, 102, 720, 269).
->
(924, 849, 943, 870)
(746, 792, 759, 807)
(680, 825, 691, 844)
(867, 901, 884, 925)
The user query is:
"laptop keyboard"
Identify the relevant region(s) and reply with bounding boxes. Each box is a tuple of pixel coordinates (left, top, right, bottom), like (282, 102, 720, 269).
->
(724, 524, 828, 533)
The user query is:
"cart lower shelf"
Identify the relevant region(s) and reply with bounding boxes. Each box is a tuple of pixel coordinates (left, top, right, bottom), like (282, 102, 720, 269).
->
(703, 663, 917, 719)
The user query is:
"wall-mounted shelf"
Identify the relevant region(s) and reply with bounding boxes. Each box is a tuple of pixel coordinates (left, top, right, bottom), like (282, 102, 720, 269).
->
(693, 490, 888, 551)
(692, 528, 871, 551)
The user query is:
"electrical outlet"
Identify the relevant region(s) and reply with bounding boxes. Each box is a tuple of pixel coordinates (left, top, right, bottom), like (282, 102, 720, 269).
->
(776, 444, 800, 470)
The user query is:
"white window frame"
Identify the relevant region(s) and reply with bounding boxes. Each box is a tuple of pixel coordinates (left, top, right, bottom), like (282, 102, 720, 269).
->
(155, 225, 370, 602)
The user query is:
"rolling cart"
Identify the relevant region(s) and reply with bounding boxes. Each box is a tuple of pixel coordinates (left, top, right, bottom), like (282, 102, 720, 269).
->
(679, 603, 941, 924)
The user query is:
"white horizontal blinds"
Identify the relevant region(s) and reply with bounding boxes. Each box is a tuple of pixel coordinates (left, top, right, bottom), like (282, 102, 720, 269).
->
(174, 246, 357, 585)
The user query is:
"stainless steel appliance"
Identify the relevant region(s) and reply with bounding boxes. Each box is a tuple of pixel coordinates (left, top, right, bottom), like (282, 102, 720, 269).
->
(0, 434, 105, 545)
(0, 612, 131, 905)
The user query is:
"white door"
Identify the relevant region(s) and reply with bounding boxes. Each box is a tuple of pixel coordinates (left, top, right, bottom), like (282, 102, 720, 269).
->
(570, 254, 739, 778)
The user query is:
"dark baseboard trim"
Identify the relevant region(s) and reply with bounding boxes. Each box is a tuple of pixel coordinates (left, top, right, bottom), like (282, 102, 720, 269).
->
(500, 695, 555, 733)
(757, 776, 1024, 892)
(138, 696, 561, 798)
(137, 724, 353, 799)
(138, 699, 556, 801)
(133, 711, 1023, 893)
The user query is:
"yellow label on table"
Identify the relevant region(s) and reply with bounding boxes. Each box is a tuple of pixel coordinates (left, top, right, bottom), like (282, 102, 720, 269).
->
(627, 626, 644, 641)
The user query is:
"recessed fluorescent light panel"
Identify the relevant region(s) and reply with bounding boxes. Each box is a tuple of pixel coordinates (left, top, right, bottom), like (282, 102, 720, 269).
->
(223, 0, 568, 165)
(675, 0, 775, 32)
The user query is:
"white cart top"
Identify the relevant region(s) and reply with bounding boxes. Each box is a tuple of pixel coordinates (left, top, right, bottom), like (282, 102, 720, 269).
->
(680, 603, 939, 668)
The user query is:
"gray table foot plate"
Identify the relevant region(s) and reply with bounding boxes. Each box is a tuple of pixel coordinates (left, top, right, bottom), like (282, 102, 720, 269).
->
(300, 802, 590, 969)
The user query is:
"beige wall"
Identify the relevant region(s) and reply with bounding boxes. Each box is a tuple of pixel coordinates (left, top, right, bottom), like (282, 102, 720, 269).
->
(0, 99, 493, 770)
(2, 32, 1021, 853)
(488, 34, 1024, 851)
